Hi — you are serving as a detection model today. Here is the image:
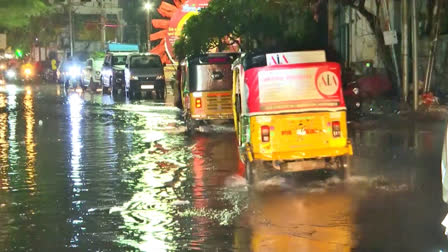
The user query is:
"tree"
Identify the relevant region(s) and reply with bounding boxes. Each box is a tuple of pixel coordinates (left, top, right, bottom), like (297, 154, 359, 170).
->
(0, 0, 52, 30)
(174, 0, 327, 60)
(0, 0, 67, 54)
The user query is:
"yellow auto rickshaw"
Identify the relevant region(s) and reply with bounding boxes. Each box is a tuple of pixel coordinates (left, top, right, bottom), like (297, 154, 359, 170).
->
(178, 53, 239, 131)
(232, 51, 353, 182)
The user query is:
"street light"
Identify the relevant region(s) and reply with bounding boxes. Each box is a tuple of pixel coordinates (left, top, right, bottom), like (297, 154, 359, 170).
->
(144, 2, 153, 51)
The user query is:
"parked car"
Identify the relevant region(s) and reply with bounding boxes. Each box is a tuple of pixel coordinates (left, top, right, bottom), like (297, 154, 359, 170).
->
(124, 53, 166, 99)
(82, 57, 104, 90)
(101, 52, 129, 95)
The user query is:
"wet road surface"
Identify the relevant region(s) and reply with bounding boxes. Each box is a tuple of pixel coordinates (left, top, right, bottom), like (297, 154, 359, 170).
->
(0, 83, 447, 251)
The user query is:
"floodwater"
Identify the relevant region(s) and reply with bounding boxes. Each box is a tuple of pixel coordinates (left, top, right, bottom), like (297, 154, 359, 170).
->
(0, 83, 447, 252)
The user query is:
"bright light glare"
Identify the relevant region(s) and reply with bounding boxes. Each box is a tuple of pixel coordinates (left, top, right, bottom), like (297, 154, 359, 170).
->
(144, 2, 152, 10)
(24, 68, 31, 75)
(6, 70, 16, 78)
(69, 66, 81, 77)
(25, 86, 32, 95)
(6, 85, 17, 94)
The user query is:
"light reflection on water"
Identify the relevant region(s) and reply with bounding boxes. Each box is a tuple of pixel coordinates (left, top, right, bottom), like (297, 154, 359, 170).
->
(6, 85, 21, 192)
(68, 93, 85, 247)
(23, 86, 36, 191)
(0, 85, 446, 251)
(0, 93, 8, 190)
(110, 104, 193, 251)
(0, 85, 36, 192)
(248, 187, 354, 252)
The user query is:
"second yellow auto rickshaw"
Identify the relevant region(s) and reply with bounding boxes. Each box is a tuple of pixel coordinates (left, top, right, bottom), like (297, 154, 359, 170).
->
(178, 53, 239, 131)
(232, 51, 353, 182)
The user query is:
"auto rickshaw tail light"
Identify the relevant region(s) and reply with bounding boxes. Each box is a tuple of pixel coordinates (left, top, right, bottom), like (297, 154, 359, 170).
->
(332, 121, 341, 138)
(195, 98, 202, 108)
(261, 125, 270, 142)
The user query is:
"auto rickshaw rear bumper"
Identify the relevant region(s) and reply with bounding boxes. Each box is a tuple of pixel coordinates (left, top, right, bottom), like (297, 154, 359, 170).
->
(249, 141, 353, 162)
(244, 142, 353, 172)
(190, 113, 234, 121)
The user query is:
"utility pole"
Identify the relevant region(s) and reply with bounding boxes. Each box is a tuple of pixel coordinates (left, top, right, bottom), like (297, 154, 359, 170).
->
(411, 0, 418, 111)
(144, 2, 152, 51)
(423, 0, 442, 93)
(101, 0, 106, 50)
(381, 0, 401, 96)
(401, 0, 409, 103)
(68, 0, 74, 57)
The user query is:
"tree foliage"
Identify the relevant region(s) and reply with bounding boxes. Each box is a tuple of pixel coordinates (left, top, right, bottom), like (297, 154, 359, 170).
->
(0, 0, 54, 30)
(1, 0, 66, 53)
(174, 0, 326, 59)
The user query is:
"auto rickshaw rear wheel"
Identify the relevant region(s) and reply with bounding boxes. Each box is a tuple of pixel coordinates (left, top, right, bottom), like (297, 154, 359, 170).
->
(244, 160, 254, 185)
(336, 155, 351, 180)
(185, 117, 198, 134)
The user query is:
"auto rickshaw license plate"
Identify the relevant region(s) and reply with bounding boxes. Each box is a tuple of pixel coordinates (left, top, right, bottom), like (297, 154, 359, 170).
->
(141, 85, 154, 90)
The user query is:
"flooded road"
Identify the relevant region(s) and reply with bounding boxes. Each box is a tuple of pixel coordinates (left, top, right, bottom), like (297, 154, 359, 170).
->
(0, 83, 447, 251)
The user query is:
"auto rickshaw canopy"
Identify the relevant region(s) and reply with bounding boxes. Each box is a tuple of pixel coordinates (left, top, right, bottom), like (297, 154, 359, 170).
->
(243, 61, 345, 114)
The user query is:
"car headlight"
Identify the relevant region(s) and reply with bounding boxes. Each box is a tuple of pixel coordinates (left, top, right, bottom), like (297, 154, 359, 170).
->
(24, 68, 32, 75)
(6, 70, 16, 78)
(69, 66, 81, 77)
(156, 75, 164, 80)
(130, 75, 139, 80)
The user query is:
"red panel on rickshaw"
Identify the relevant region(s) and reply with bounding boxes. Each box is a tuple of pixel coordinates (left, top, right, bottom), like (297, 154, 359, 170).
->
(244, 62, 345, 113)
